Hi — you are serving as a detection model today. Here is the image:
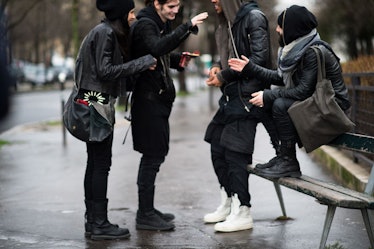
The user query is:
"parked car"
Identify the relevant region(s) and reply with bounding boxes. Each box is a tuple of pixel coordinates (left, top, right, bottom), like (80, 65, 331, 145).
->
(23, 63, 54, 86)
(48, 65, 74, 83)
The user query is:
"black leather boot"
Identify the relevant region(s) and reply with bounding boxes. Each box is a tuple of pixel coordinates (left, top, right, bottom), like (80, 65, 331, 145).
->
(256, 140, 301, 178)
(154, 209, 175, 222)
(137, 186, 175, 230)
(84, 200, 93, 237)
(91, 199, 130, 240)
(136, 209, 175, 231)
(255, 146, 281, 170)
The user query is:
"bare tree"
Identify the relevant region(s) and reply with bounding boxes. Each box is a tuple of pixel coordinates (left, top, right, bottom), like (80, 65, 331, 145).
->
(316, 0, 374, 59)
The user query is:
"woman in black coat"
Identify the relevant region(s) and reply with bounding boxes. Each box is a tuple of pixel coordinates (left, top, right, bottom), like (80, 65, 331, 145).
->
(77, 0, 156, 240)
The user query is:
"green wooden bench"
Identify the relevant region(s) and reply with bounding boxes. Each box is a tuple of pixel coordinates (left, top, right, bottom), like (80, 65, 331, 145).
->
(249, 132, 374, 249)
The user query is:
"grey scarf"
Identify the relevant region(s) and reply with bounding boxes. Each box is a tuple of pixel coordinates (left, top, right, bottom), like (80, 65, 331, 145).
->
(278, 29, 320, 88)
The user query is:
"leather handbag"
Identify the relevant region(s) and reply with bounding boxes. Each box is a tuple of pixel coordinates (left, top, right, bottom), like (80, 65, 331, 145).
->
(63, 85, 114, 142)
(63, 85, 90, 142)
(287, 46, 355, 153)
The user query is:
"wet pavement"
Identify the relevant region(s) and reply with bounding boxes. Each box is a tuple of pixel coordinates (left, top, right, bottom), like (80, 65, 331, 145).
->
(0, 88, 372, 249)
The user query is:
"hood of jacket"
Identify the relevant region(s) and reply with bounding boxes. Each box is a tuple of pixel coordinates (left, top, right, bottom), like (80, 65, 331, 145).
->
(219, 0, 241, 24)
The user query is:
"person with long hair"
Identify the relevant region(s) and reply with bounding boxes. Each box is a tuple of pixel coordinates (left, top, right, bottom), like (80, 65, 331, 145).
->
(76, 0, 156, 240)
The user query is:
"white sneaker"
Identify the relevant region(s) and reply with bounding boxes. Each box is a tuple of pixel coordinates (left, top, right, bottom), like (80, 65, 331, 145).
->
(204, 187, 231, 223)
(214, 194, 253, 232)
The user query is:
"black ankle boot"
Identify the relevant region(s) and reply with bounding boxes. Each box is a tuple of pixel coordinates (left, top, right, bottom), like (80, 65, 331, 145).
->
(84, 200, 94, 237)
(255, 147, 281, 170)
(255, 156, 281, 170)
(256, 155, 301, 178)
(256, 140, 301, 178)
(154, 209, 175, 222)
(91, 200, 130, 240)
(136, 209, 175, 231)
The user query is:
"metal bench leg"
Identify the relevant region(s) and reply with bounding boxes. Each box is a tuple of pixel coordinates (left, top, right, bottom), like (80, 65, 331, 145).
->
(319, 205, 336, 249)
(361, 209, 374, 248)
(273, 182, 287, 217)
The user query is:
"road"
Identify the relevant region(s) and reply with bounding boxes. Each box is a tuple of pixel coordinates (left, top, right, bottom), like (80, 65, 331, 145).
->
(0, 87, 70, 134)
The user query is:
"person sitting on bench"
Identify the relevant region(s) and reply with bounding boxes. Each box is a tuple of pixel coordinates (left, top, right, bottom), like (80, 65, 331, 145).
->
(228, 5, 351, 178)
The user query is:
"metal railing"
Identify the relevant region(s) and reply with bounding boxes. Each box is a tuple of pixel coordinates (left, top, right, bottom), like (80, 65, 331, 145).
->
(343, 72, 374, 166)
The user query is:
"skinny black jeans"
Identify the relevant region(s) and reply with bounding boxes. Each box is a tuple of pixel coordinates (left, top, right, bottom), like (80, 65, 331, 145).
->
(272, 98, 298, 142)
(137, 154, 165, 211)
(84, 133, 113, 202)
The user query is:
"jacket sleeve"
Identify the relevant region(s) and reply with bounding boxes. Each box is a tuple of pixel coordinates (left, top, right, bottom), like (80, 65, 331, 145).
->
(134, 19, 196, 57)
(247, 10, 270, 67)
(94, 29, 155, 80)
(120, 54, 156, 76)
(263, 49, 319, 105)
(241, 60, 283, 86)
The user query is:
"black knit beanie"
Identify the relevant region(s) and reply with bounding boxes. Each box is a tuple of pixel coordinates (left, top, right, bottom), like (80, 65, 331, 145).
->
(277, 5, 318, 45)
(96, 0, 135, 20)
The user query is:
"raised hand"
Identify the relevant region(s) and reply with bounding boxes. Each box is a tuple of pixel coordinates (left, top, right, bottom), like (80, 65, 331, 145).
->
(191, 12, 209, 26)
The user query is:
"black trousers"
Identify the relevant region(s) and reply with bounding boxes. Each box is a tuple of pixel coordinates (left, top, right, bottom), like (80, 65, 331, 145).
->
(137, 154, 165, 211)
(272, 98, 298, 142)
(210, 124, 252, 207)
(84, 133, 113, 202)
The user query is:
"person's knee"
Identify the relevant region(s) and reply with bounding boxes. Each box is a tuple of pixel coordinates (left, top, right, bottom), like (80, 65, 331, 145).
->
(272, 98, 289, 116)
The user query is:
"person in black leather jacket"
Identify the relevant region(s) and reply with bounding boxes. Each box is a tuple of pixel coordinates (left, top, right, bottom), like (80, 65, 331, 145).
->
(77, 0, 156, 240)
(229, 5, 351, 178)
(204, 0, 279, 233)
(129, 0, 208, 231)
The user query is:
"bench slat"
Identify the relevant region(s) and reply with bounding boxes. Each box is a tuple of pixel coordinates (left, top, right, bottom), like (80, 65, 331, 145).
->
(298, 175, 374, 206)
(329, 132, 374, 154)
(250, 170, 374, 209)
(278, 177, 372, 209)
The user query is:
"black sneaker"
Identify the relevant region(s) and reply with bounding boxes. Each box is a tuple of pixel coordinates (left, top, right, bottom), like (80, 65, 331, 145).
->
(136, 210, 175, 231)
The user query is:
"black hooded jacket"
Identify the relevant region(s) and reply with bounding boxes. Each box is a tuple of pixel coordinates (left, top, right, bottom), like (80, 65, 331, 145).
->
(213, 1, 272, 123)
(129, 5, 198, 156)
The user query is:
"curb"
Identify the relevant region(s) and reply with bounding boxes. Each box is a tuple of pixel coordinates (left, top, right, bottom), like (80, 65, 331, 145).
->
(312, 145, 370, 192)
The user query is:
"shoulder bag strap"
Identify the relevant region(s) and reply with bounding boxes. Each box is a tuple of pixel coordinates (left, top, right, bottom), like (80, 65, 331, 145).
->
(311, 46, 325, 82)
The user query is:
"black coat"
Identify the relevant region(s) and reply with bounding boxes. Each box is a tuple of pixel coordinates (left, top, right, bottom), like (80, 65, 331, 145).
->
(213, 3, 272, 125)
(130, 6, 197, 156)
(76, 20, 155, 97)
(241, 43, 351, 111)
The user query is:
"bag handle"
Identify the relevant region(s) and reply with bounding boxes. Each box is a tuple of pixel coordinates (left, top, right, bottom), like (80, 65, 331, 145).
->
(311, 46, 326, 82)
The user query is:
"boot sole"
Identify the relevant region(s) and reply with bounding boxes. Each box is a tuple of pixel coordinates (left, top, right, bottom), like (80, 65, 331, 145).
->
(136, 223, 175, 231)
(257, 170, 302, 178)
(203, 215, 228, 223)
(214, 224, 253, 232)
(90, 233, 130, 240)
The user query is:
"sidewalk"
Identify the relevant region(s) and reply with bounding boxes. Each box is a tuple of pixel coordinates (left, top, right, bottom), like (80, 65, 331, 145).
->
(0, 89, 371, 249)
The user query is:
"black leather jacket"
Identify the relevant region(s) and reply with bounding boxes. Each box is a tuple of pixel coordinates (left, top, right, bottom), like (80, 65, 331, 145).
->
(75, 20, 155, 97)
(218, 3, 271, 97)
(242, 44, 351, 111)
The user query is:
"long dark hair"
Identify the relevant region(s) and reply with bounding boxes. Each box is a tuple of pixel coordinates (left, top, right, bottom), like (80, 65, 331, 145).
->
(107, 19, 131, 60)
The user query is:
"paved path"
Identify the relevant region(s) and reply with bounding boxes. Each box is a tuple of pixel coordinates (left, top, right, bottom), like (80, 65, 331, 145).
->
(0, 89, 371, 249)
